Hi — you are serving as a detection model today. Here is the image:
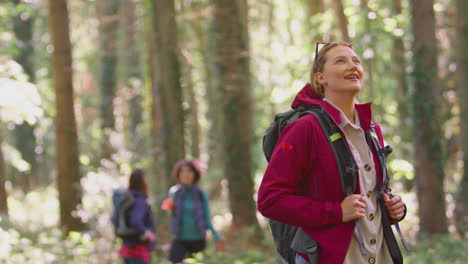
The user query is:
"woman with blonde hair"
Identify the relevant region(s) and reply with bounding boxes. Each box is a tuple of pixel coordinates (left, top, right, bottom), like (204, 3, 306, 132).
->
(258, 42, 407, 264)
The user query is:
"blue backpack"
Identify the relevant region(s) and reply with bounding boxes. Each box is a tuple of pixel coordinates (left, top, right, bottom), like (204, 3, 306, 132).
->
(112, 189, 139, 238)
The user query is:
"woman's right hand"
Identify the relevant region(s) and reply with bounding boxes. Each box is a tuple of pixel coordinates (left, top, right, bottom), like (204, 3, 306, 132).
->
(340, 194, 366, 222)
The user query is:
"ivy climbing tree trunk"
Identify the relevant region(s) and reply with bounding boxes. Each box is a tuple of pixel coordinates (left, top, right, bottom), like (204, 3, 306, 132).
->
(212, 0, 260, 230)
(455, 0, 468, 237)
(410, 0, 447, 235)
(97, 0, 120, 160)
(11, 0, 38, 191)
(152, 0, 185, 187)
(48, 0, 83, 231)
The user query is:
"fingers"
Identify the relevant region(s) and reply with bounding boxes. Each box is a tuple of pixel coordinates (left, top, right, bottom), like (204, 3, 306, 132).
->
(382, 193, 390, 202)
(350, 194, 366, 219)
(384, 194, 405, 219)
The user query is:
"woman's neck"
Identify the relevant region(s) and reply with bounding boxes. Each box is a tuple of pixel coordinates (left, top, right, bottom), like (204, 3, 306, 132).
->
(324, 94, 356, 123)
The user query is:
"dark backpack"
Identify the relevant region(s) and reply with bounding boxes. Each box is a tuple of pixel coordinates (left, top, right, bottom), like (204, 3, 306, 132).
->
(112, 189, 139, 238)
(262, 105, 409, 264)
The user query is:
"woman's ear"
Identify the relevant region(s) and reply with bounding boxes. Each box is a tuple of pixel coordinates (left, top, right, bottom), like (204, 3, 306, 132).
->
(315, 72, 327, 86)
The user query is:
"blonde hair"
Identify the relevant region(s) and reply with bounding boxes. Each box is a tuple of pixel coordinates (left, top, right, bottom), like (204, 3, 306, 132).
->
(311, 42, 354, 97)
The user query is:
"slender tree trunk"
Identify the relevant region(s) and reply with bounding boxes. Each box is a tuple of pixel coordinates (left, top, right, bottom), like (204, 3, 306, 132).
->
(391, 0, 413, 190)
(192, 18, 225, 197)
(359, 1, 375, 102)
(0, 121, 8, 218)
(152, 0, 185, 186)
(147, 0, 165, 195)
(455, 0, 468, 237)
(48, 0, 83, 232)
(123, 0, 143, 153)
(306, 0, 323, 43)
(332, 0, 350, 42)
(11, 0, 38, 190)
(97, 0, 120, 160)
(410, 0, 447, 234)
(212, 0, 260, 230)
(185, 59, 201, 159)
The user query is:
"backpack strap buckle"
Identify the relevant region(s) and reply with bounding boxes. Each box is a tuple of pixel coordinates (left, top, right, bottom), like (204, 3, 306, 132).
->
(346, 164, 359, 175)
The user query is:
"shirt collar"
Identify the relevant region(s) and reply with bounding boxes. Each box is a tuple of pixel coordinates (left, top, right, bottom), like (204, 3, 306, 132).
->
(323, 98, 362, 130)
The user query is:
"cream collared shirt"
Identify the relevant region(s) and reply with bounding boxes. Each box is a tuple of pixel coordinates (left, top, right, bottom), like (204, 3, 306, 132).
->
(323, 99, 392, 264)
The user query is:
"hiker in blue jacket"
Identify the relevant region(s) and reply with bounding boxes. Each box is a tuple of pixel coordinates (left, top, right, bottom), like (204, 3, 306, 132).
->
(117, 169, 156, 264)
(162, 159, 224, 263)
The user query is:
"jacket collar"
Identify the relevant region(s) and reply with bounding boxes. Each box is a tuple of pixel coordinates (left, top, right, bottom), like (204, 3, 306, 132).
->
(291, 83, 373, 131)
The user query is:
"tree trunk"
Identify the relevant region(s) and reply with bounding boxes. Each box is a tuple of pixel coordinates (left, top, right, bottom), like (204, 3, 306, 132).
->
(306, 0, 323, 44)
(147, 0, 165, 194)
(410, 0, 447, 234)
(97, 0, 120, 160)
(11, 0, 38, 190)
(152, 0, 185, 186)
(0, 121, 8, 218)
(391, 0, 412, 190)
(185, 59, 201, 159)
(212, 0, 260, 230)
(332, 0, 350, 42)
(123, 0, 143, 155)
(191, 18, 225, 198)
(359, 0, 375, 102)
(308, 0, 323, 17)
(48, 0, 83, 231)
(455, 0, 468, 237)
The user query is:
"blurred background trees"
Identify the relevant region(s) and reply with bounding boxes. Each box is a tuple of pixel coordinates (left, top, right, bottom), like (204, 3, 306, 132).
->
(0, 0, 466, 263)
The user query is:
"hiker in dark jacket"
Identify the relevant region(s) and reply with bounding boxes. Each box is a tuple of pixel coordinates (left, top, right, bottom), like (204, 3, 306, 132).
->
(162, 159, 224, 263)
(118, 169, 156, 264)
(258, 42, 407, 264)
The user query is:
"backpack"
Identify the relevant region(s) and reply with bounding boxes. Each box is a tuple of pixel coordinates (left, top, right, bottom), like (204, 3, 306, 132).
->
(112, 189, 139, 238)
(262, 105, 409, 264)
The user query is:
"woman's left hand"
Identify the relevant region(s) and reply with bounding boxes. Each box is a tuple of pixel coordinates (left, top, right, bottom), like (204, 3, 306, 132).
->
(382, 193, 405, 220)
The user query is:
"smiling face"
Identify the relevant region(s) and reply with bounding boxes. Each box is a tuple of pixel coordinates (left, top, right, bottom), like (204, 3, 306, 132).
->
(315, 45, 364, 97)
(179, 165, 196, 186)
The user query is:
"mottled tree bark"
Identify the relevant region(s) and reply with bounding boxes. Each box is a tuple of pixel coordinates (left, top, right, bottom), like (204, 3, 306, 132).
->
(97, 0, 120, 160)
(147, 0, 165, 195)
(410, 0, 447, 234)
(455, 0, 468, 237)
(48, 0, 83, 231)
(11, 0, 38, 190)
(212, 0, 260, 229)
(391, 0, 413, 190)
(123, 0, 143, 153)
(152, 0, 185, 186)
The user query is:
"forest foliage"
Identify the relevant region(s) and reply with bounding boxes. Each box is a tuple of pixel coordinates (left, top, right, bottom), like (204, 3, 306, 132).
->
(0, 0, 467, 263)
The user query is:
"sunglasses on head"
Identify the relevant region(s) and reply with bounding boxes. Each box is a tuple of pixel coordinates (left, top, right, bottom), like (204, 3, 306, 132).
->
(313, 41, 353, 73)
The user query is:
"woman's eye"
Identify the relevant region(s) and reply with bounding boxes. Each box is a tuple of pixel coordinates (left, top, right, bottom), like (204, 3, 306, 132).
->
(337, 59, 345, 63)
(354, 59, 361, 64)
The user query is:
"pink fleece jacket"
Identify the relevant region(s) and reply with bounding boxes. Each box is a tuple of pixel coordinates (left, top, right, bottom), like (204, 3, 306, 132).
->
(257, 83, 387, 264)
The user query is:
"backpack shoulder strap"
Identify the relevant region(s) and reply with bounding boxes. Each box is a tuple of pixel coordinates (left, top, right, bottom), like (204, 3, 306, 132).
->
(364, 123, 391, 194)
(304, 107, 358, 196)
(304, 107, 367, 255)
(365, 123, 411, 253)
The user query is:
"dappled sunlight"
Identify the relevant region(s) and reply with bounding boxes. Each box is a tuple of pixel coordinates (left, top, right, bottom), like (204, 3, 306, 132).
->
(8, 186, 59, 230)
